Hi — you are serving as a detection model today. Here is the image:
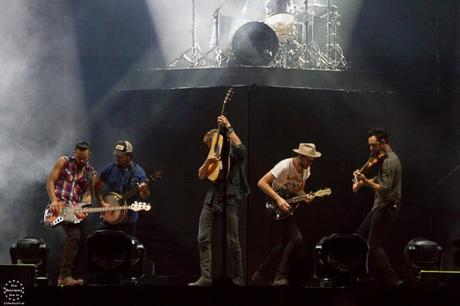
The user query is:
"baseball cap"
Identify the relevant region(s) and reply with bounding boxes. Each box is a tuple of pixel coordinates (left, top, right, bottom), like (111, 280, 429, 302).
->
(113, 140, 133, 156)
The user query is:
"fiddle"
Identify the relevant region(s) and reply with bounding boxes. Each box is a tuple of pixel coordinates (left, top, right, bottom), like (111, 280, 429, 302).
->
(352, 151, 385, 183)
(207, 88, 235, 182)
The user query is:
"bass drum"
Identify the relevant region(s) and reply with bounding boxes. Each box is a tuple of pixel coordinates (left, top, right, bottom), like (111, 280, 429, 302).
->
(102, 192, 127, 224)
(231, 21, 279, 66)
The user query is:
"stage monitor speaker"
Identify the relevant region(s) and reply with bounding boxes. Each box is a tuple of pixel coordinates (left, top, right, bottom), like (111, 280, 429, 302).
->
(419, 270, 460, 288)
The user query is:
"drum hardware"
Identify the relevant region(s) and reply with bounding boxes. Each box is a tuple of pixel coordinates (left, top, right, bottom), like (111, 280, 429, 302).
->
(193, 0, 229, 67)
(321, 0, 346, 69)
(168, 0, 206, 68)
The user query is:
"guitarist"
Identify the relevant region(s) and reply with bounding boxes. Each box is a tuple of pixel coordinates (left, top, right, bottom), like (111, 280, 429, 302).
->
(95, 140, 150, 236)
(46, 141, 96, 286)
(251, 143, 321, 286)
(188, 115, 250, 286)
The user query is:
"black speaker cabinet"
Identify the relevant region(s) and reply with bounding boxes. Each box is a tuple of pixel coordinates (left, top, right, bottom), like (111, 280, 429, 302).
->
(420, 270, 460, 288)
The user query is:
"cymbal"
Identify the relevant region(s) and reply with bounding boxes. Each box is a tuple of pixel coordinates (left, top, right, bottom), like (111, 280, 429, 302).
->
(265, 13, 294, 27)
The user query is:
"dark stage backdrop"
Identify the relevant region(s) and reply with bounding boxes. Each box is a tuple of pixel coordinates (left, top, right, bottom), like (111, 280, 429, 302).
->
(81, 86, 459, 284)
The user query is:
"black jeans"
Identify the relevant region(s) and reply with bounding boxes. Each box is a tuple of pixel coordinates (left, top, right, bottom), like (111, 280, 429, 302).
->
(197, 194, 243, 281)
(60, 221, 91, 279)
(357, 204, 399, 285)
(254, 217, 303, 280)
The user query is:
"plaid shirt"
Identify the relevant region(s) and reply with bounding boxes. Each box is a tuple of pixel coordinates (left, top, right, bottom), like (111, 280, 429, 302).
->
(54, 156, 95, 204)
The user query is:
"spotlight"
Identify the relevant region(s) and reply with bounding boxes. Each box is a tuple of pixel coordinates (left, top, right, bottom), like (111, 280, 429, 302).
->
(313, 233, 368, 288)
(9, 237, 49, 285)
(404, 238, 443, 284)
(86, 230, 144, 284)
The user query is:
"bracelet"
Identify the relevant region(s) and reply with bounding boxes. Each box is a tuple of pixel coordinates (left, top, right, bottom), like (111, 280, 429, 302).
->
(226, 127, 234, 135)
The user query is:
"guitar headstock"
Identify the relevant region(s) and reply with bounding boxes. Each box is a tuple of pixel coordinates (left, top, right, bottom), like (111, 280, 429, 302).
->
(223, 87, 235, 104)
(148, 171, 162, 182)
(130, 201, 151, 212)
(315, 188, 332, 197)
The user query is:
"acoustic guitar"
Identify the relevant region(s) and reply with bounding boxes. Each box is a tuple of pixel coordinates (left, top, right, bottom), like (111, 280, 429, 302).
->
(207, 88, 235, 182)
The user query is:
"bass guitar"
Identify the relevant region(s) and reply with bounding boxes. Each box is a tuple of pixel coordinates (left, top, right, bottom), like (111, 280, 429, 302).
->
(266, 188, 332, 220)
(207, 88, 235, 182)
(102, 171, 161, 224)
(43, 201, 150, 228)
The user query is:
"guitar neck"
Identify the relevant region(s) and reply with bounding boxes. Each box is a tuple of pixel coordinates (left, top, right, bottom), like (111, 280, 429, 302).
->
(119, 186, 139, 203)
(77, 206, 132, 213)
(286, 194, 309, 204)
(286, 192, 324, 204)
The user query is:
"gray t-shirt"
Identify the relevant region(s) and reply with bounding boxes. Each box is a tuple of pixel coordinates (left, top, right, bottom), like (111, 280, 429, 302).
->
(372, 151, 402, 210)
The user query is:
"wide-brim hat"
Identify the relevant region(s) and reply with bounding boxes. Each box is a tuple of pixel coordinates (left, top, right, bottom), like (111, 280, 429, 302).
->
(293, 143, 321, 158)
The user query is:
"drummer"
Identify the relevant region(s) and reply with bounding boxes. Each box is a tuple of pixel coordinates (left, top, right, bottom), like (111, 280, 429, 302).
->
(265, 0, 293, 17)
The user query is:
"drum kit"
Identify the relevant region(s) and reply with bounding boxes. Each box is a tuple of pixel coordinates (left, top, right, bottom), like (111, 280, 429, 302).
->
(169, 0, 346, 70)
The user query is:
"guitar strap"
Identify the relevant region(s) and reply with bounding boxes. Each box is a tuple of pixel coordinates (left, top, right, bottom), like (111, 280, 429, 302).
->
(122, 161, 137, 194)
(85, 166, 95, 204)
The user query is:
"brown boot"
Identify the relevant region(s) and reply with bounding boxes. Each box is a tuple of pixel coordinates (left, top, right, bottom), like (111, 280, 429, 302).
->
(58, 276, 84, 286)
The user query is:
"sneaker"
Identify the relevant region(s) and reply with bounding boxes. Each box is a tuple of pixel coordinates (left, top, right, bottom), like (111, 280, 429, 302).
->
(233, 277, 245, 286)
(250, 271, 270, 286)
(188, 277, 213, 286)
(58, 276, 84, 287)
(272, 278, 289, 286)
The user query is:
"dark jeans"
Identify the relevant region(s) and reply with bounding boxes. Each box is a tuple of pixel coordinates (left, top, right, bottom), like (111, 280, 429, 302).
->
(60, 221, 91, 279)
(357, 204, 400, 285)
(197, 194, 243, 281)
(254, 217, 303, 280)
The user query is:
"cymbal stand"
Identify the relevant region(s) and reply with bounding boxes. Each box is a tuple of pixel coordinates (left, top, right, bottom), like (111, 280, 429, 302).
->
(193, 0, 228, 67)
(168, 0, 205, 68)
(300, 0, 331, 69)
(321, 0, 346, 69)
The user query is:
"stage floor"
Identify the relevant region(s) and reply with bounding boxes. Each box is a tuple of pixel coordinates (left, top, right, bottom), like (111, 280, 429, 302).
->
(20, 284, 460, 306)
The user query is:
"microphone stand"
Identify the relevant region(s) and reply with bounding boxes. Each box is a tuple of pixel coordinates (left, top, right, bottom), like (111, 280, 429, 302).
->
(168, 0, 205, 67)
(214, 128, 232, 286)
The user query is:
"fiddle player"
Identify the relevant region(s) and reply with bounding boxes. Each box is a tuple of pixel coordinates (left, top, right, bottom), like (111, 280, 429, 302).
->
(188, 115, 250, 286)
(352, 127, 403, 288)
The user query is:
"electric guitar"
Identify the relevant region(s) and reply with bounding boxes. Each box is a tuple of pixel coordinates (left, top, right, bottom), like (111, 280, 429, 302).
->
(265, 188, 332, 220)
(207, 88, 235, 182)
(43, 201, 151, 228)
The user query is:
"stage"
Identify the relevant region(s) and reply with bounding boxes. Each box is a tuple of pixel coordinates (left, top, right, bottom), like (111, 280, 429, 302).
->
(18, 284, 460, 306)
(117, 66, 435, 92)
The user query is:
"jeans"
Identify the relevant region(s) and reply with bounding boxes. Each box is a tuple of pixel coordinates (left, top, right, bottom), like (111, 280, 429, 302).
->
(254, 217, 303, 280)
(60, 221, 91, 279)
(197, 194, 243, 281)
(357, 204, 400, 285)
